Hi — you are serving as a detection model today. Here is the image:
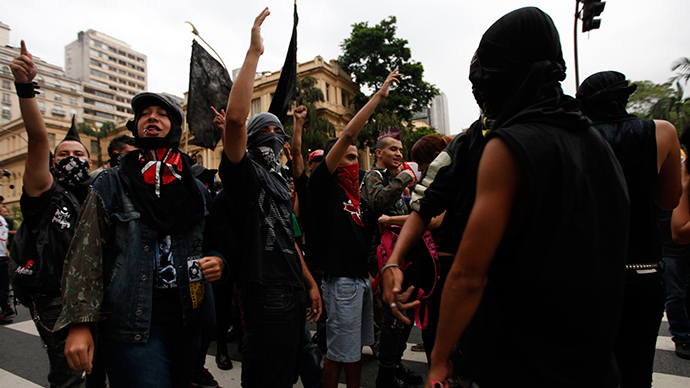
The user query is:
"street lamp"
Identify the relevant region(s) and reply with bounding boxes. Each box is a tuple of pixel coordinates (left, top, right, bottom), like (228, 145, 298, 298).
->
(184, 21, 228, 70)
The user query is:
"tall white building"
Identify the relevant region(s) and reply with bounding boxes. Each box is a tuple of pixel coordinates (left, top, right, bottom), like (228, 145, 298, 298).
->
(65, 30, 147, 127)
(411, 92, 451, 135)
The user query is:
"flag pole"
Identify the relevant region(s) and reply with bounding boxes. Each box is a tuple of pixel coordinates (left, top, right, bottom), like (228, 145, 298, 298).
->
(184, 21, 228, 71)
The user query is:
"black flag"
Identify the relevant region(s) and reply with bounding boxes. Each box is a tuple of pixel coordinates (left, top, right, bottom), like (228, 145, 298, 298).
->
(187, 40, 233, 150)
(268, 2, 298, 124)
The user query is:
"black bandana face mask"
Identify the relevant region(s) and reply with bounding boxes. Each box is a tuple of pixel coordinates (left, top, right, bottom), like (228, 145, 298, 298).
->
(54, 156, 90, 187)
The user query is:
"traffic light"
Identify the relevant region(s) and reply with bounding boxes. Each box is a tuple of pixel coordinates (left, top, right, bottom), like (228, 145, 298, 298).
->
(581, 0, 606, 32)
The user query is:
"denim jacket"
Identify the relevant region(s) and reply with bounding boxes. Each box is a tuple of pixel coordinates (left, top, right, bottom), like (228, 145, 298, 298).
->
(55, 167, 221, 343)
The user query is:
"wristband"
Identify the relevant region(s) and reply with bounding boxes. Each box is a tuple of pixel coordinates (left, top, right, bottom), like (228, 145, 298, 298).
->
(381, 263, 400, 275)
(14, 82, 40, 98)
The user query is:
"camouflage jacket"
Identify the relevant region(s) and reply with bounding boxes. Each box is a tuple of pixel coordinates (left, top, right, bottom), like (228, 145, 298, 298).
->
(54, 168, 217, 343)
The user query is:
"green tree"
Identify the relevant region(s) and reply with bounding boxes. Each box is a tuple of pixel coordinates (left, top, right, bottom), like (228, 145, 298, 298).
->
(78, 121, 117, 167)
(338, 16, 439, 150)
(627, 80, 690, 135)
(284, 76, 336, 159)
(650, 81, 690, 134)
(402, 126, 440, 160)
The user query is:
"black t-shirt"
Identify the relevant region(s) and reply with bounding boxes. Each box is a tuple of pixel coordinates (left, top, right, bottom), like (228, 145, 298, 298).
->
(307, 161, 368, 278)
(18, 180, 83, 295)
(218, 153, 303, 288)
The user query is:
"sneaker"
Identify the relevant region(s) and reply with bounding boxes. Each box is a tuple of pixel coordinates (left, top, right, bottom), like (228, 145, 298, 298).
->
(410, 343, 425, 352)
(191, 367, 219, 388)
(676, 343, 690, 360)
(395, 363, 424, 385)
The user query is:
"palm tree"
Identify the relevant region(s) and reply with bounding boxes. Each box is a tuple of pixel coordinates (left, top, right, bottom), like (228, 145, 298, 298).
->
(650, 81, 690, 134)
(671, 57, 690, 85)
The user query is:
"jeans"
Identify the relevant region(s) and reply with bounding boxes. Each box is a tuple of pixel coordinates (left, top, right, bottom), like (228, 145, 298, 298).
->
(14, 287, 86, 388)
(299, 321, 323, 388)
(101, 319, 202, 388)
(241, 283, 305, 388)
(378, 304, 413, 368)
(662, 256, 690, 344)
(614, 272, 665, 388)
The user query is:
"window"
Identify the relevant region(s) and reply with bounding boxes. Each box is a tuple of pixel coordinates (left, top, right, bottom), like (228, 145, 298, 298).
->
(90, 69, 108, 79)
(54, 93, 62, 102)
(90, 140, 100, 155)
(2, 93, 10, 104)
(48, 133, 55, 148)
(2, 80, 10, 90)
(70, 108, 77, 116)
(70, 97, 77, 105)
(342, 91, 349, 107)
(38, 101, 45, 112)
(2, 105, 10, 117)
(54, 81, 61, 89)
(325, 83, 330, 102)
(251, 98, 261, 116)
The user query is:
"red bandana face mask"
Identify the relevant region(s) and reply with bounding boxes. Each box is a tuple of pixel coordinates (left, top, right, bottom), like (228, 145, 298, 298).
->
(336, 162, 363, 227)
(140, 148, 183, 197)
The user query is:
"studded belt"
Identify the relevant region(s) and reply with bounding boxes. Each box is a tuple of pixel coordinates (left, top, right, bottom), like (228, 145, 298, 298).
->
(625, 262, 660, 270)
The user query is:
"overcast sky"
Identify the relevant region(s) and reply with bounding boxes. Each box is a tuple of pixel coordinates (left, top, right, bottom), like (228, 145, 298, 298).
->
(3, 0, 689, 133)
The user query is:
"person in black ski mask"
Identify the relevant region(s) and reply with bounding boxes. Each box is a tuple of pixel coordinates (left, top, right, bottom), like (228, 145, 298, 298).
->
(405, 7, 630, 388)
(56, 92, 226, 388)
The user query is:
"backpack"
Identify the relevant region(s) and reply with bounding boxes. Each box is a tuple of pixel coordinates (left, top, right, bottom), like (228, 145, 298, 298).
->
(9, 185, 81, 294)
(375, 224, 439, 329)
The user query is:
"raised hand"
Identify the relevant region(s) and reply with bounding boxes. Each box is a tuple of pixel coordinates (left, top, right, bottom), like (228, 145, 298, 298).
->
(9, 40, 38, 84)
(250, 7, 270, 56)
(211, 106, 226, 132)
(294, 105, 307, 125)
(377, 68, 401, 99)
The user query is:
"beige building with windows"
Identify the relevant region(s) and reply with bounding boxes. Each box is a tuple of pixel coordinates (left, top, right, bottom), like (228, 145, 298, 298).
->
(65, 29, 147, 127)
(1, 51, 363, 211)
(184, 55, 362, 170)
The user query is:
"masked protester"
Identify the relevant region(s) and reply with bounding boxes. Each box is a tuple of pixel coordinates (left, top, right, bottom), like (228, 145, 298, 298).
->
(215, 9, 323, 388)
(9, 41, 95, 388)
(385, 8, 631, 388)
(577, 71, 682, 386)
(55, 92, 226, 388)
(306, 67, 401, 387)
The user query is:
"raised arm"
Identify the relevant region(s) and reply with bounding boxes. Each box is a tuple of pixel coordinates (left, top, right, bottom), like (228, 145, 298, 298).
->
(324, 69, 401, 174)
(9, 41, 53, 196)
(224, 8, 270, 164)
(291, 105, 307, 178)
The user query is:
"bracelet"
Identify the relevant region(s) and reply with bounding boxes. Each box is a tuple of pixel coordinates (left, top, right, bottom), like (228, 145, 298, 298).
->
(14, 82, 40, 98)
(381, 263, 400, 275)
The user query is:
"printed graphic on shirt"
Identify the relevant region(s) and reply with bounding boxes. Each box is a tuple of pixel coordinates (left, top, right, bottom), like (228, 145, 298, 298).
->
(154, 235, 177, 289)
(14, 259, 34, 276)
(343, 199, 363, 227)
(257, 187, 295, 254)
(51, 206, 72, 230)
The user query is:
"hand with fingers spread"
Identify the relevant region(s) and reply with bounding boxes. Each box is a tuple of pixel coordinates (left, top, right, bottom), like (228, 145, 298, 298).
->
(10, 40, 38, 84)
(211, 106, 226, 132)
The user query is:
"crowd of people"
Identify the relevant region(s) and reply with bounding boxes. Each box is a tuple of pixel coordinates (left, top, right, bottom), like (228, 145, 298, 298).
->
(3, 5, 690, 388)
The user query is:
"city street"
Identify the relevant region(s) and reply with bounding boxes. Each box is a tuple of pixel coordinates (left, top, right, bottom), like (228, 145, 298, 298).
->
(1, 303, 689, 388)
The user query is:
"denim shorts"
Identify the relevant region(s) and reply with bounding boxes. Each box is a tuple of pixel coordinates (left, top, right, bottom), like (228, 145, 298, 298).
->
(321, 276, 374, 363)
